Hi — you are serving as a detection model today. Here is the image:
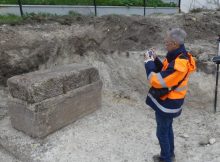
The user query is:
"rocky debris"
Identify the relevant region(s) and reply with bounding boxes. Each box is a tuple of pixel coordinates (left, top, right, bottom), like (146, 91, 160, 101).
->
(199, 137, 210, 146)
(199, 137, 217, 146)
(209, 138, 216, 145)
(196, 61, 216, 74)
(180, 133, 190, 139)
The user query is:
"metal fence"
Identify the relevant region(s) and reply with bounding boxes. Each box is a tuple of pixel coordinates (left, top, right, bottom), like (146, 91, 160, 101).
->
(0, 0, 181, 17)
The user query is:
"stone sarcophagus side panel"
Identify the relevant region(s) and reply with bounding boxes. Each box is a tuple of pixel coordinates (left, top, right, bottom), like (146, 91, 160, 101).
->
(7, 64, 102, 138)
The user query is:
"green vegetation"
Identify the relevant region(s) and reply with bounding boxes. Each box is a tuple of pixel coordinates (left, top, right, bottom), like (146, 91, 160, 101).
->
(190, 8, 204, 13)
(0, 14, 23, 24)
(189, 7, 214, 13)
(0, 0, 177, 7)
(0, 11, 82, 25)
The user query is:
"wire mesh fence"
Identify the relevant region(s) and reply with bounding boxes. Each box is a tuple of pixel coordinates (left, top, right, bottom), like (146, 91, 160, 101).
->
(1, 0, 178, 6)
(0, 0, 180, 16)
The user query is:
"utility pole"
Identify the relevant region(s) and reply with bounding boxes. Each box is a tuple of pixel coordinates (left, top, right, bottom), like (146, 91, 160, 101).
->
(179, 0, 181, 13)
(93, 0, 97, 16)
(144, 0, 146, 16)
(18, 0, 24, 17)
(212, 35, 220, 113)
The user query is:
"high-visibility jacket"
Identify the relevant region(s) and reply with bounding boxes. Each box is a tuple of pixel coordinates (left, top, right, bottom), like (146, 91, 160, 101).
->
(145, 45, 196, 117)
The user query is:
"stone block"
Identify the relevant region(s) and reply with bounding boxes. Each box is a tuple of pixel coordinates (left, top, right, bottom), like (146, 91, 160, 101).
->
(7, 63, 102, 138)
(8, 80, 102, 138)
(7, 64, 100, 103)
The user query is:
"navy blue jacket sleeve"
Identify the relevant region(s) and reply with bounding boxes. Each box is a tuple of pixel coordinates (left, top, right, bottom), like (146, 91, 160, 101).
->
(154, 57, 163, 72)
(145, 60, 176, 81)
(145, 61, 156, 78)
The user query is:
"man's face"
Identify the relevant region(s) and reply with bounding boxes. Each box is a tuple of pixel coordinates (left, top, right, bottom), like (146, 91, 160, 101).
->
(164, 36, 180, 52)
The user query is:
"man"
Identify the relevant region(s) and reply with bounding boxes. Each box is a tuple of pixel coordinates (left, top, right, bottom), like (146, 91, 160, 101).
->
(144, 28, 196, 162)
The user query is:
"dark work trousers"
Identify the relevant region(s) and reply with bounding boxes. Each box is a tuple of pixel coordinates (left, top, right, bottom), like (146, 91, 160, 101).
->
(155, 112, 174, 162)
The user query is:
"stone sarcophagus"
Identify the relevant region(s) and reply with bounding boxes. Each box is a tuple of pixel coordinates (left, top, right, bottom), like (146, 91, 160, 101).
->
(7, 64, 102, 138)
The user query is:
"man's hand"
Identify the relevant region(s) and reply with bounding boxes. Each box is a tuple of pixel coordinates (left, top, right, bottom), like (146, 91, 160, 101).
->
(144, 49, 155, 63)
(150, 48, 157, 60)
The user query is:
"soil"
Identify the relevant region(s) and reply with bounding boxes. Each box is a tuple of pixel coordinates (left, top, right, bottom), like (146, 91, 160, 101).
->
(0, 11, 220, 162)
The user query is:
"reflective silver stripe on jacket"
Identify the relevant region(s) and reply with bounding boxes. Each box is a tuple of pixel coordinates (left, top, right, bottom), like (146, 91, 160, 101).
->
(148, 72, 167, 88)
(156, 73, 167, 88)
(148, 93, 182, 113)
(147, 72, 154, 80)
(174, 85, 188, 92)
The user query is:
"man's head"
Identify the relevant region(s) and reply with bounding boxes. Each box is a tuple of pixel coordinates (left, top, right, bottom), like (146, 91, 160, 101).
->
(164, 28, 187, 52)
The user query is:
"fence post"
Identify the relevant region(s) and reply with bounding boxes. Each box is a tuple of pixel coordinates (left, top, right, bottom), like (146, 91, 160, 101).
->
(179, 0, 181, 13)
(93, 0, 97, 16)
(18, 0, 24, 17)
(144, 0, 146, 16)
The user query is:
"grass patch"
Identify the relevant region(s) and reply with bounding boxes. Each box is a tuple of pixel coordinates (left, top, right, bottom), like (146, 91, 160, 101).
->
(0, 0, 177, 7)
(0, 11, 83, 25)
(190, 8, 204, 13)
(68, 11, 82, 16)
(0, 14, 23, 24)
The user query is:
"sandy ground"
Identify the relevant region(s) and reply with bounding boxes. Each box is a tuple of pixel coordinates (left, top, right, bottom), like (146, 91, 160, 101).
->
(0, 88, 220, 162)
(0, 147, 20, 162)
(1, 50, 220, 162)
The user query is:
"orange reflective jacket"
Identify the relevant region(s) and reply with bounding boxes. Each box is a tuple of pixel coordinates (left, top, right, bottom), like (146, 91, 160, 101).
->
(148, 52, 196, 100)
(145, 46, 196, 117)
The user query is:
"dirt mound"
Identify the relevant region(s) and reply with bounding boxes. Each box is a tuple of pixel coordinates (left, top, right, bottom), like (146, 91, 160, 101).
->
(0, 11, 220, 85)
(183, 11, 220, 40)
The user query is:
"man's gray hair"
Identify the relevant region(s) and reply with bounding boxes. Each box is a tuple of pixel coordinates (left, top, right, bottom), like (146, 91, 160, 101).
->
(167, 28, 187, 45)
